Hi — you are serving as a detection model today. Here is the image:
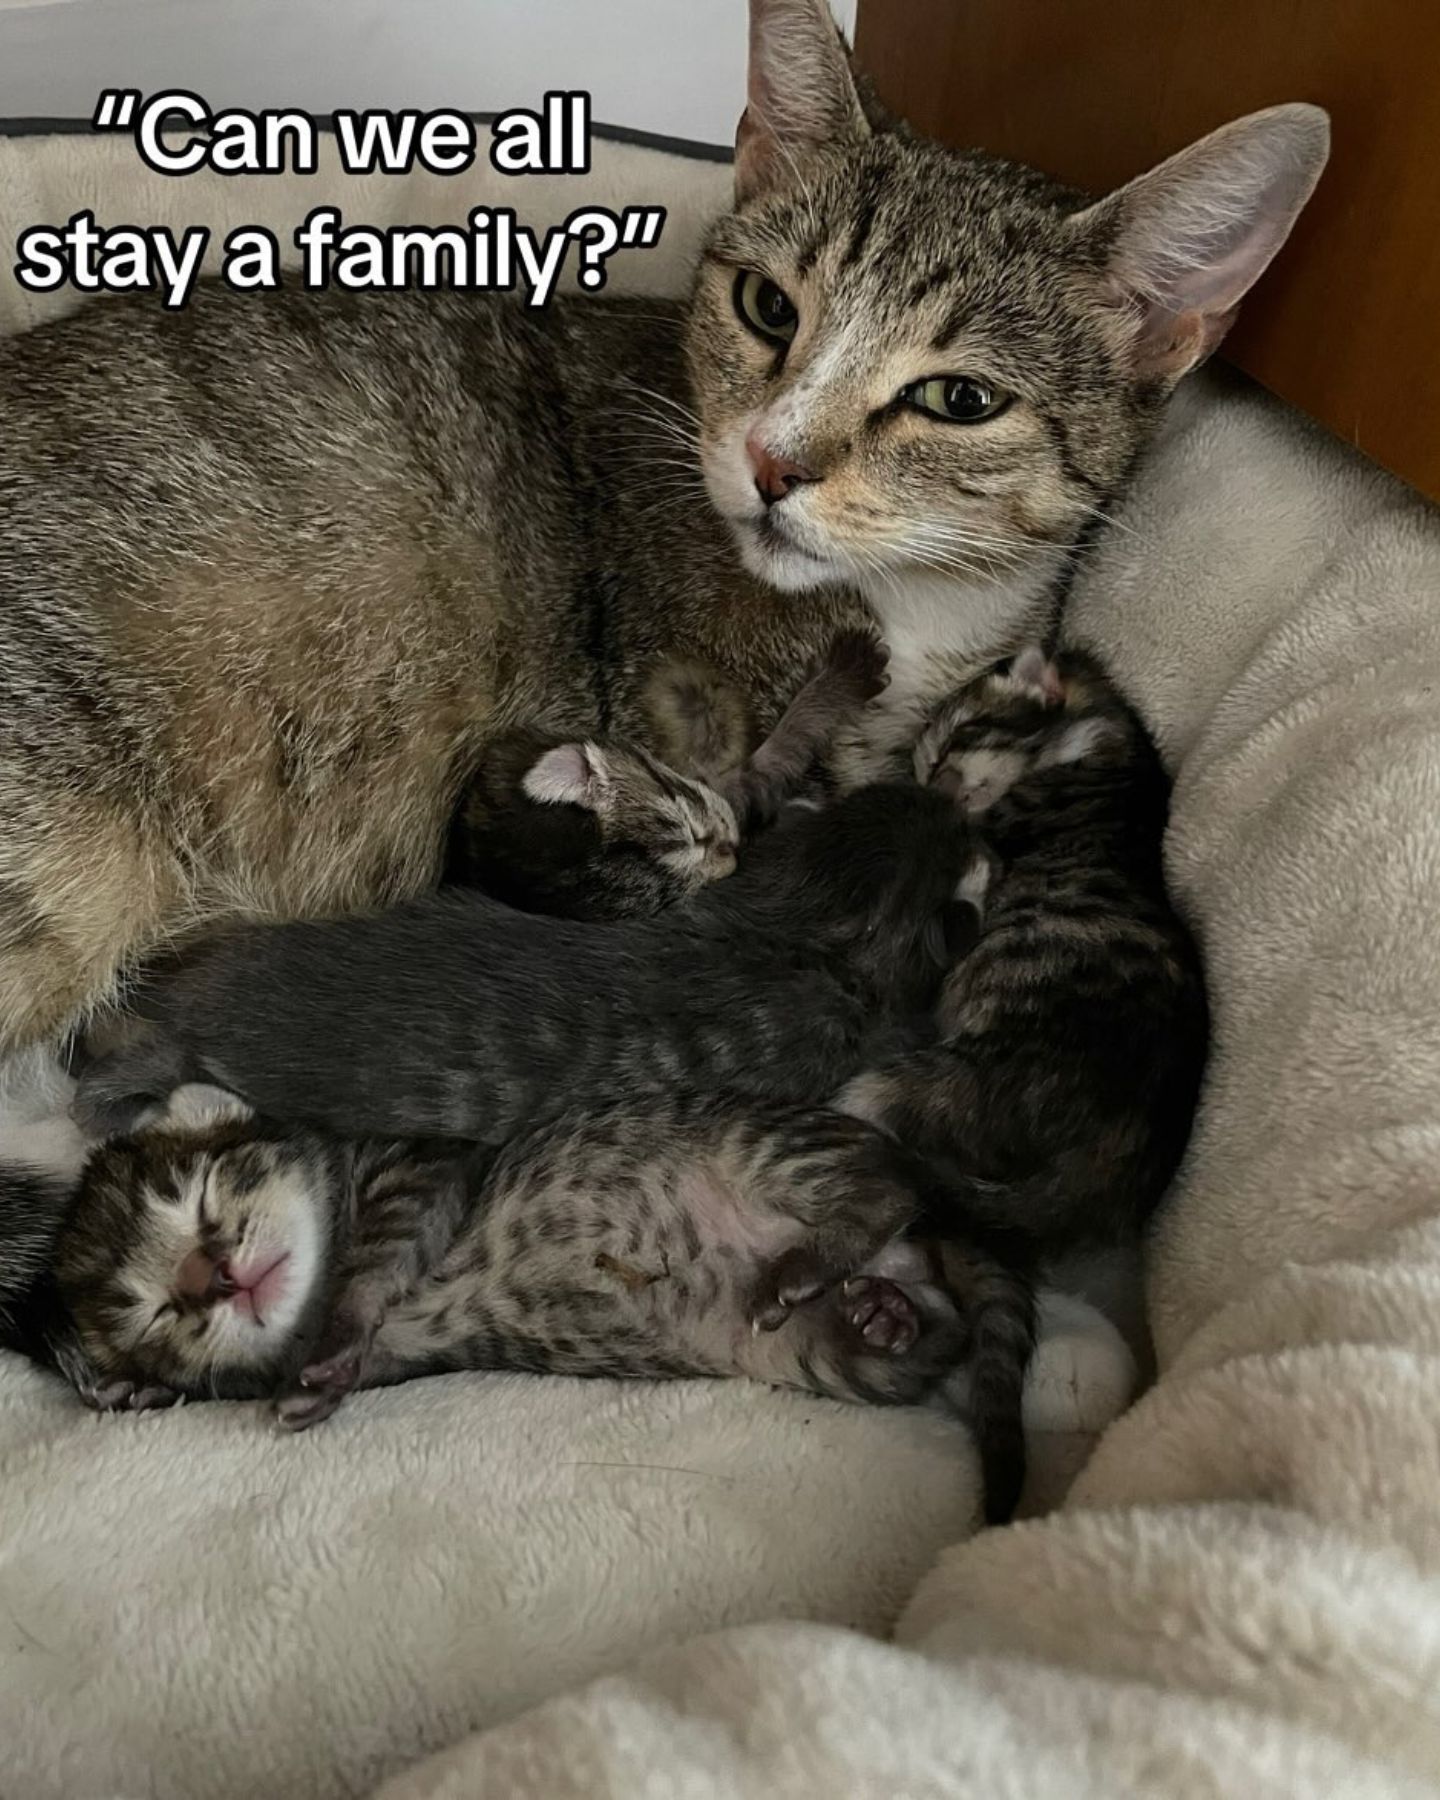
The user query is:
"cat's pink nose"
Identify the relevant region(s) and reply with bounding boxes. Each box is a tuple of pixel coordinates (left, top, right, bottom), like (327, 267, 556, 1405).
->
(746, 432, 818, 507)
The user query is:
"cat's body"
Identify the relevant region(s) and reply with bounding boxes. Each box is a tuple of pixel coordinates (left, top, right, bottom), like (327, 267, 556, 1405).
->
(0, 0, 1326, 1050)
(49, 1093, 1037, 1522)
(75, 785, 987, 1144)
(843, 650, 1208, 1249)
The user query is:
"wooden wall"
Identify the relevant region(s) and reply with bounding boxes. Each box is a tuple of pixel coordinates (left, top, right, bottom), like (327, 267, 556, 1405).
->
(855, 0, 1439, 502)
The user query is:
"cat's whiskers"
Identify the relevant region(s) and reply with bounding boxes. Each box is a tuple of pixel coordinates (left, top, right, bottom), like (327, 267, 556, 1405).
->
(615, 382, 704, 432)
(1068, 498, 1136, 537)
(608, 412, 702, 453)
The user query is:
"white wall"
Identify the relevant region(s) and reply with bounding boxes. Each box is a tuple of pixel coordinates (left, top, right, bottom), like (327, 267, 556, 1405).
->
(0, 0, 858, 148)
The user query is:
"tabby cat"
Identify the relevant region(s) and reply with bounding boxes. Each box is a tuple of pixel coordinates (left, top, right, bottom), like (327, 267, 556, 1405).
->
(0, 0, 1326, 1047)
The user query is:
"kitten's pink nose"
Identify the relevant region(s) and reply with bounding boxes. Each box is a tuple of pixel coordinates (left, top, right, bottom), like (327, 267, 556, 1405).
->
(746, 432, 818, 508)
(175, 1247, 236, 1302)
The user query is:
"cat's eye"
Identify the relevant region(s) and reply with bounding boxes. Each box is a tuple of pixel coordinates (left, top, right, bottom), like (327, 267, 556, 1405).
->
(903, 376, 1011, 424)
(734, 271, 799, 346)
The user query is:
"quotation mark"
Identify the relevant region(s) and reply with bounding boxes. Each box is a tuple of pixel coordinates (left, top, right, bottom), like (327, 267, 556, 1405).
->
(93, 90, 141, 131)
(621, 208, 665, 249)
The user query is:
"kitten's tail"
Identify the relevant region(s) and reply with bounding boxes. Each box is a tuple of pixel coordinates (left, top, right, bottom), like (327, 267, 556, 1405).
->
(931, 1239, 1037, 1526)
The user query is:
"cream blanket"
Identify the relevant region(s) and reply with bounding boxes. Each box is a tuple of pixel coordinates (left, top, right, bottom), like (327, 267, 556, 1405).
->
(2, 129, 1438, 1798)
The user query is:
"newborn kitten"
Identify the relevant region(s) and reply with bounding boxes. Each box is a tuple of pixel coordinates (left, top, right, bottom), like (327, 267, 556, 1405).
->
(446, 629, 888, 920)
(76, 785, 987, 1146)
(49, 1090, 1035, 1523)
(446, 730, 741, 920)
(842, 648, 1209, 1249)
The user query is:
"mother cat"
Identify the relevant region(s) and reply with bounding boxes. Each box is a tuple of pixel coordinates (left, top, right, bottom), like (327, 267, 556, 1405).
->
(0, 0, 1326, 1049)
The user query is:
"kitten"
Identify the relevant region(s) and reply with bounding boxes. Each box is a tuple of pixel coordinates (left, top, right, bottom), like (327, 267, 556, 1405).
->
(47, 1091, 1036, 1523)
(0, 0, 1324, 1049)
(75, 785, 988, 1145)
(446, 628, 887, 919)
(840, 647, 1208, 1249)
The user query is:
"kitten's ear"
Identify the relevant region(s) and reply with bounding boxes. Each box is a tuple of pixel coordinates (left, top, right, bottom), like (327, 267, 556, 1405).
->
(736, 0, 871, 203)
(1075, 103, 1329, 382)
(522, 742, 613, 813)
(1011, 646, 1066, 708)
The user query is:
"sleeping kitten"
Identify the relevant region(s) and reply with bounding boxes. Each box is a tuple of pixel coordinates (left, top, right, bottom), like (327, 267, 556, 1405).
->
(75, 785, 987, 1145)
(841, 648, 1209, 1248)
(47, 1091, 1036, 1523)
(446, 629, 887, 919)
(445, 730, 743, 920)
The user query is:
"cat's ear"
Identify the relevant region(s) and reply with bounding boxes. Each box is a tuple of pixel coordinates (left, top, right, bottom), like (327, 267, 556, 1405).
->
(522, 742, 613, 812)
(736, 0, 871, 203)
(1074, 104, 1329, 382)
(1011, 646, 1066, 708)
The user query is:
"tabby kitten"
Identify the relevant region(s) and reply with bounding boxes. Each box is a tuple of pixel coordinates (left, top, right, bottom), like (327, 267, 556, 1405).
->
(75, 784, 986, 1144)
(48, 1092, 1036, 1522)
(841, 648, 1208, 1248)
(0, 0, 1325, 1048)
(445, 729, 743, 920)
(446, 627, 887, 918)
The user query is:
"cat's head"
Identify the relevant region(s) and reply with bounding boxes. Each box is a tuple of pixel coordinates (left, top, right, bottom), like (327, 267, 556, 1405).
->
(915, 646, 1139, 813)
(689, 0, 1327, 603)
(524, 740, 741, 888)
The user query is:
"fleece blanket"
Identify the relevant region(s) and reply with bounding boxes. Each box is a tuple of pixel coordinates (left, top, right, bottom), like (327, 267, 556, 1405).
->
(0, 131, 1138, 1798)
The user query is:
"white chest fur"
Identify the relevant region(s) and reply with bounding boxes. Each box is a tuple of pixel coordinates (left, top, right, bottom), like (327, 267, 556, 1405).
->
(836, 562, 1060, 785)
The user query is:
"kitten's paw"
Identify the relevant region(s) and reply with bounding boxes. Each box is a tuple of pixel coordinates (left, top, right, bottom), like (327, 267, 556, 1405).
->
(824, 628, 890, 703)
(1024, 1291, 1138, 1434)
(751, 1246, 832, 1333)
(840, 1276, 920, 1355)
(274, 1346, 362, 1431)
(274, 1383, 348, 1432)
(81, 1378, 137, 1412)
(300, 1346, 363, 1392)
(81, 1378, 180, 1413)
(128, 1383, 182, 1412)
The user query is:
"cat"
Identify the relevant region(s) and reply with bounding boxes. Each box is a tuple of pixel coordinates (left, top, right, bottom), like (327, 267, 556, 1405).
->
(0, 0, 1325, 1050)
(44, 1090, 1037, 1523)
(839, 647, 1209, 1250)
(74, 784, 988, 1145)
(446, 627, 887, 918)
